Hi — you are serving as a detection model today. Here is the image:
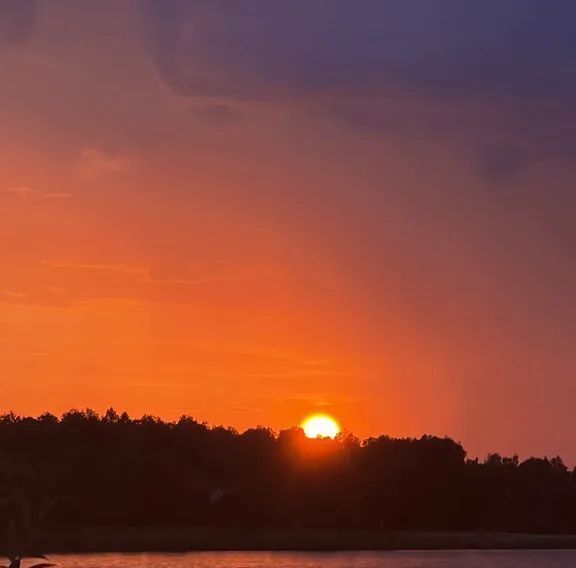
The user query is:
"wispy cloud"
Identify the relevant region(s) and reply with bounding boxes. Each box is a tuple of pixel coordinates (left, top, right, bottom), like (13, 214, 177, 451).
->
(41, 260, 215, 287)
(0, 289, 29, 299)
(1, 186, 71, 199)
(41, 260, 148, 276)
(44, 285, 66, 295)
(301, 358, 333, 367)
(78, 148, 134, 179)
(142, 276, 214, 285)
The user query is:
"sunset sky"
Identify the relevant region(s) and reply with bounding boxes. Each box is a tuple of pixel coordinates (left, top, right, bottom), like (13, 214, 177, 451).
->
(1, 1, 576, 460)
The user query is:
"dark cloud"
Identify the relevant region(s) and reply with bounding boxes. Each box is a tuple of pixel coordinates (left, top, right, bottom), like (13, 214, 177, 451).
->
(139, 1, 576, 99)
(138, 1, 576, 180)
(0, 0, 37, 45)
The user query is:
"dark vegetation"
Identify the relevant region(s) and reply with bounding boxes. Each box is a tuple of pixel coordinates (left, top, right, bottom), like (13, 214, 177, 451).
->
(1, 409, 575, 535)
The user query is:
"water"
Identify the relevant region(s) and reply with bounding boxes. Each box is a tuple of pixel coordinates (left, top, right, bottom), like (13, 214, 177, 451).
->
(42, 551, 576, 567)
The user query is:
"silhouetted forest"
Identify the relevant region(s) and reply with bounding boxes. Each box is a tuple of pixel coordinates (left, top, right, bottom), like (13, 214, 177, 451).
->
(1, 409, 575, 534)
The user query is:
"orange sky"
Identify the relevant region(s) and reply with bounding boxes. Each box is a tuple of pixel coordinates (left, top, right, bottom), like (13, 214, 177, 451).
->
(2, 1, 576, 460)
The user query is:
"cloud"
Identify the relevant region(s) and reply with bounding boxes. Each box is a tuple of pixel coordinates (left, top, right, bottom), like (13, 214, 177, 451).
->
(0, 286, 68, 308)
(0, 289, 29, 299)
(139, 1, 576, 100)
(1, 186, 71, 199)
(41, 260, 215, 294)
(0, 0, 37, 46)
(41, 261, 212, 284)
(142, 276, 214, 285)
(0, 295, 145, 311)
(78, 148, 134, 179)
(139, 0, 576, 180)
(43, 285, 66, 295)
(41, 260, 148, 276)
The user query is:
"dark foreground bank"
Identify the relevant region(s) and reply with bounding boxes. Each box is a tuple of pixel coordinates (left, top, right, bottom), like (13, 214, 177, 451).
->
(28, 528, 576, 553)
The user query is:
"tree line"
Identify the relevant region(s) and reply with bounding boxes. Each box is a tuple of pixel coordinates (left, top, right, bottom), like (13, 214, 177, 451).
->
(0, 409, 575, 533)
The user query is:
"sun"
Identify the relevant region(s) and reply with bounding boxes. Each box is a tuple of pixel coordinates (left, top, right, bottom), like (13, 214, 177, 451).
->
(301, 414, 341, 439)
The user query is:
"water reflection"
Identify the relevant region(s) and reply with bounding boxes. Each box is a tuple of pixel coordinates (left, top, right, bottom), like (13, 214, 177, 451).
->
(42, 550, 576, 568)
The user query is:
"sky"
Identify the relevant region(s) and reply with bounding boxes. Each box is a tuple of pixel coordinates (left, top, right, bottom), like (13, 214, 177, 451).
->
(1, 0, 576, 460)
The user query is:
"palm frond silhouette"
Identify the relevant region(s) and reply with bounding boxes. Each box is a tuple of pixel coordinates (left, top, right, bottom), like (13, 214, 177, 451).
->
(0, 456, 56, 568)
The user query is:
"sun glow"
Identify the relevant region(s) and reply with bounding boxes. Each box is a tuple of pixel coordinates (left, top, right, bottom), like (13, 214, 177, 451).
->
(301, 414, 341, 439)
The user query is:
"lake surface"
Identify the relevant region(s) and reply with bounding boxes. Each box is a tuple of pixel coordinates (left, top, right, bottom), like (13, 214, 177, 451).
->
(46, 551, 576, 567)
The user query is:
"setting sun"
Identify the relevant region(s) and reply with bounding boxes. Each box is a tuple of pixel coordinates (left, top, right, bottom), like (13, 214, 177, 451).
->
(301, 414, 341, 439)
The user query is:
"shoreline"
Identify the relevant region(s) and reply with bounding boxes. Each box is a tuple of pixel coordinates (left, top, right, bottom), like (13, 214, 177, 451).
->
(30, 527, 576, 553)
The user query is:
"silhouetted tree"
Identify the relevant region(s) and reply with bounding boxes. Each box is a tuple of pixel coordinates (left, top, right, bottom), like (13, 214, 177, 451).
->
(0, 409, 575, 533)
